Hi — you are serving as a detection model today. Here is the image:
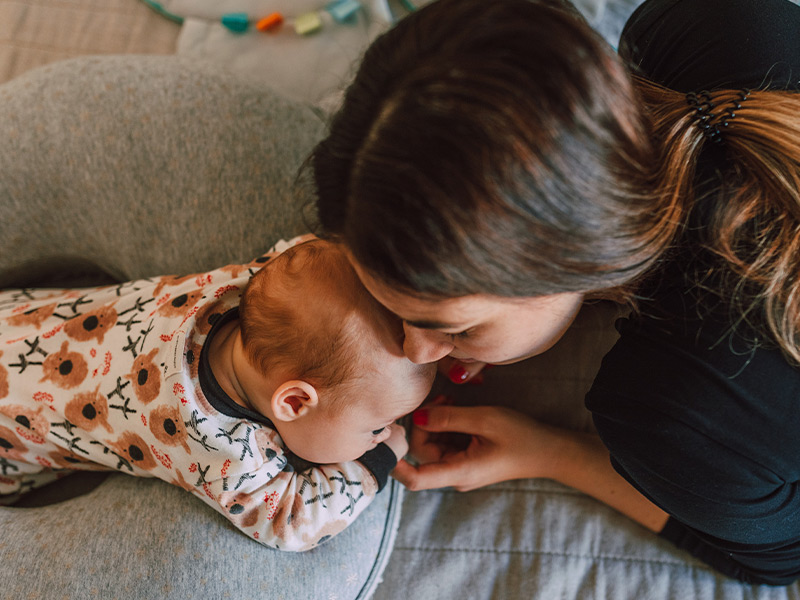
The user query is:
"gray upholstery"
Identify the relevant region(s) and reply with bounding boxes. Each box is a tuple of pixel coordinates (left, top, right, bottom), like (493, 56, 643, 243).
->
(0, 55, 323, 286)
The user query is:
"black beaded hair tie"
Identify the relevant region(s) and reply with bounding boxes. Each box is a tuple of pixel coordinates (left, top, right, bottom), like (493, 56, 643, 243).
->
(719, 88, 751, 129)
(686, 89, 750, 144)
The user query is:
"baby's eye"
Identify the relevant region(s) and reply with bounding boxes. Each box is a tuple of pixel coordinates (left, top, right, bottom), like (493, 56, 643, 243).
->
(372, 427, 385, 436)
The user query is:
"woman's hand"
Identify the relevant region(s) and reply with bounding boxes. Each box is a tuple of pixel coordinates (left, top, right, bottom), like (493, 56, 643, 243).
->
(393, 404, 564, 492)
(392, 403, 670, 532)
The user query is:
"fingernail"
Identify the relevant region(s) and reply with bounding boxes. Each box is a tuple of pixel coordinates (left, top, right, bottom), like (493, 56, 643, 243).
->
(448, 364, 469, 383)
(412, 409, 428, 426)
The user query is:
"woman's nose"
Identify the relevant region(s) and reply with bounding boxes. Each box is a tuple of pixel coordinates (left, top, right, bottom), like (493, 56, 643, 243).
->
(402, 323, 454, 364)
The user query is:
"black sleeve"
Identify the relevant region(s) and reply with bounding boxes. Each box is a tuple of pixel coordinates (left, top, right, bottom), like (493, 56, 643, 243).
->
(585, 316, 800, 586)
(357, 442, 397, 492)
(659, 518, 800, 586)
(619, 0, 800, 92)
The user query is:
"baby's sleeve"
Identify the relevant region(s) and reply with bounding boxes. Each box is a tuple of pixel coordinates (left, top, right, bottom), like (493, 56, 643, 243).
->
(194, 426, 395, 551)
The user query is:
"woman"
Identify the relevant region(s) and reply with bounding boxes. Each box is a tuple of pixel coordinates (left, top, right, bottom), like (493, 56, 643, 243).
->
(312, 0, 800, 586)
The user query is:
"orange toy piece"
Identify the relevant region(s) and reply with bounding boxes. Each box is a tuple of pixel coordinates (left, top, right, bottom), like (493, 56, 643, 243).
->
(256, 13, 284, 32)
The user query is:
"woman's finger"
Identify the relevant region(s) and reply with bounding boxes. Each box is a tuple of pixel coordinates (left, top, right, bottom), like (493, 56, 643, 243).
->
(411, 404, 497, 436)
(392, 456, 473, 491)
(407, 423, 445, 464)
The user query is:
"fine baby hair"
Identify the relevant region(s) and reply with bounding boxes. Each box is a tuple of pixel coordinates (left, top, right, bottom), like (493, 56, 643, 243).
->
(239, 238, 408, 406)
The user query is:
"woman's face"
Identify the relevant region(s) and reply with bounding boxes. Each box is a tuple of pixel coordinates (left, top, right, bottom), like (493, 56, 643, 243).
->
(349, 260, 584, 365)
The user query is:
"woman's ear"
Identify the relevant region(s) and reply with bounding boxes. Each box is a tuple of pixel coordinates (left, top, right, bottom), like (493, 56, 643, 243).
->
(271, 380, 319, 422)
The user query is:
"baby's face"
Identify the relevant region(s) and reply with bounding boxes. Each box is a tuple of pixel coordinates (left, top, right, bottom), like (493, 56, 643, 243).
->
(286, 357, 435, 464)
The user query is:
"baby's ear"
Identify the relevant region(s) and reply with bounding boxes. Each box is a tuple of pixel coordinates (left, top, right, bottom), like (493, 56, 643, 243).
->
(271, 380, 319, 422)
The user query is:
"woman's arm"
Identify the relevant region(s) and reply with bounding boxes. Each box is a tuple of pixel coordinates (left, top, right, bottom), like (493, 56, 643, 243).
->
(392, 404, 669, 532)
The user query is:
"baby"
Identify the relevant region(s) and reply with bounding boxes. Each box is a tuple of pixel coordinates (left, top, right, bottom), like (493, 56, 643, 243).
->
(0, 237, 434, 551)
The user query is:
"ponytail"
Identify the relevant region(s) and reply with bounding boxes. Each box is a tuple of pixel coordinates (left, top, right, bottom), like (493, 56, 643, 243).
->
(636, 78, 800, 363)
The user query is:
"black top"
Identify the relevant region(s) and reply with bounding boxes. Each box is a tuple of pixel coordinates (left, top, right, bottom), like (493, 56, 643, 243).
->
(585, 0, 800, 586)
(199, 307, 397, 491)
(619, 0, 800, 93)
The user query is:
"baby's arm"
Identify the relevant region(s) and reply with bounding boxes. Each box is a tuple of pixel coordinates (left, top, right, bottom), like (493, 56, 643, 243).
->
(194, 425, 399, 551)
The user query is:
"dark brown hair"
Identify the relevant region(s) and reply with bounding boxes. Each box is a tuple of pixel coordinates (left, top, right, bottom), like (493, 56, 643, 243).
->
(311, 0, 800, 364)
(312, 0, 668, 299)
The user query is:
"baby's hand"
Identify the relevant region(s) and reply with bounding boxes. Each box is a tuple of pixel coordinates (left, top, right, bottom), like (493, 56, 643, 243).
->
(383, 424, 409, 461)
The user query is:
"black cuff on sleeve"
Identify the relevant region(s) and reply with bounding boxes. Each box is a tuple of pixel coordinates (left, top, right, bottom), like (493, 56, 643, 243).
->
(660, 518, 751, 582)
(659, 517, 798, 586)
(357, 443, 397, 492)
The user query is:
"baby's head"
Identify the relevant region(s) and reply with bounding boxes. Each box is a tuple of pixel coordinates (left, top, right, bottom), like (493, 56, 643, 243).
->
(236, 239, 435, 463)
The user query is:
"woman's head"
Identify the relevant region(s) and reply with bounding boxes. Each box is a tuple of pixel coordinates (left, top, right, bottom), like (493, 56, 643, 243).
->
(313, 0, 665, 301)
(348, 257, 584, 365)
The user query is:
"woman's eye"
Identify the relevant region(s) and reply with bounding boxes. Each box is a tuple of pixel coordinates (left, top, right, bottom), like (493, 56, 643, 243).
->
(372, 427, 385, 436)
(446, 330, 470, 340)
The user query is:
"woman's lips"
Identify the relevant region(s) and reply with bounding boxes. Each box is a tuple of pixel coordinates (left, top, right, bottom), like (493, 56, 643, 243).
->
(450, 356, 477, 364)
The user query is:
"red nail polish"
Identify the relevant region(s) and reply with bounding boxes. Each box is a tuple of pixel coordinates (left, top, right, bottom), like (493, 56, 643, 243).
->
(448, 364, 469, 383)
(412, 409, 428, 426)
